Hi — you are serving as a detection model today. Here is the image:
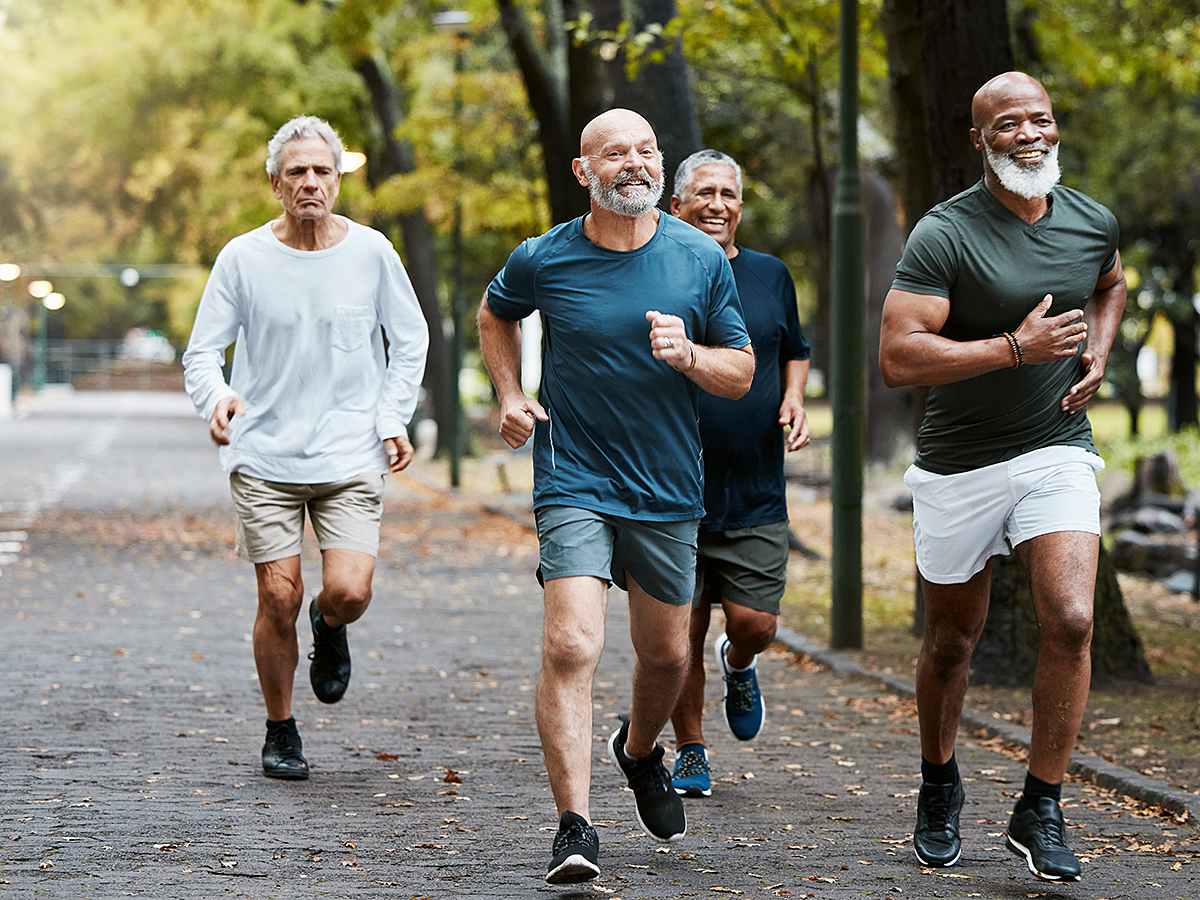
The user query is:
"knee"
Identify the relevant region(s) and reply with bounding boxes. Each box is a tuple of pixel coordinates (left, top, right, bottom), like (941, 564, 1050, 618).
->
(638, 633, 690, 679)
(543, 628, 604, 674)
(921, 622, 979, 671)
(725, 607, 778, 653)
(257, 588, 303, 630)
(324, 583, 372, 622)
(1040, 601, 1093, 654)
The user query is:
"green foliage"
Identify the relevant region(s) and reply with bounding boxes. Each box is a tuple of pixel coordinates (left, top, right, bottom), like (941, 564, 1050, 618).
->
(675, 0, 888, 320)
(1098, 427, 1200, 490)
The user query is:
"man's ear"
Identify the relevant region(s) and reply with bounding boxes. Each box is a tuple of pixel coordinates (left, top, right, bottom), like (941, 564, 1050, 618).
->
(571, 158, 589, 188)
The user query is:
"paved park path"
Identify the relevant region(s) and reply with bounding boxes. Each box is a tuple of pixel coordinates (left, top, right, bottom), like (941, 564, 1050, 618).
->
(1, 392, 1196, 898)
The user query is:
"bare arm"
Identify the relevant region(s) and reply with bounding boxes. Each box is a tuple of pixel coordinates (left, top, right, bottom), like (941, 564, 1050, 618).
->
(478, 292, 548, 448)
(1062, 253, 1127, 414)
(780, 358, 810, 452)
(645, 310, 755, 399)
(878, 290, 1090, 388)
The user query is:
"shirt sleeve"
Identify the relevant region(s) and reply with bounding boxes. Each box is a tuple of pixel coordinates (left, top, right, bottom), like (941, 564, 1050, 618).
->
(703, 254, 752, 349)
(181, 251, 242, 423)
(775, 260, 810, 363)
(375, 244, 430, 443)
(890, 213, 959, 299)
(484, 239, 538, 321)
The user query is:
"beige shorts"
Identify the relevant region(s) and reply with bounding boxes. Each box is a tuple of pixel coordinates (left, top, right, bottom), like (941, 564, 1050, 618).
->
(229, 472, 384, 564)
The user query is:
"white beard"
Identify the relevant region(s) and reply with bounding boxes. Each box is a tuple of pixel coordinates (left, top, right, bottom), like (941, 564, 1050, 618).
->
(986, 142, 1061, 200)
(581, 158, 664, 218)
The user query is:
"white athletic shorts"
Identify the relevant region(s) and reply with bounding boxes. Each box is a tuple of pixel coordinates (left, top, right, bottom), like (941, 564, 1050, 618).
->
(904, 445, 1104, 585)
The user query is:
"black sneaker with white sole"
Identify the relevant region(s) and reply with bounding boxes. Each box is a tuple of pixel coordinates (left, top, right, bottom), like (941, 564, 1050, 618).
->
(913, 777, 964, 867)
(545, 810, 600, 885)
(1006, 796, 1082, 882)
(608, 720, 686, 843)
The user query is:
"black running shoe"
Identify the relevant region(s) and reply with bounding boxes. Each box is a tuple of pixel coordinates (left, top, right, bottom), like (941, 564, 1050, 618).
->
(913, 778, 964, 867)
(545, 810, 600, 885)
(1006, 796, 1082, 882)
(608, 720, 686, 843)
(261, 726, 309, 780)
(308, 598, 351, 704)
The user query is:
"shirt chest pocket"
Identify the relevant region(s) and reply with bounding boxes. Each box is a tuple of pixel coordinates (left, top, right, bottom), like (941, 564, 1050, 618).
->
(332, 306, 375, 352)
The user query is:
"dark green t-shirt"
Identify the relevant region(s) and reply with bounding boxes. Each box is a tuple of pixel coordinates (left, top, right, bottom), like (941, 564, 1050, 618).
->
(891, 179, 1119, 475)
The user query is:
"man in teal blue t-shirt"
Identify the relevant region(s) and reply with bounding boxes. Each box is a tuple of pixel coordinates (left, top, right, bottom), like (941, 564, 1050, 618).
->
(880, 72, 1126, 883)
(478, 109, 754, 885)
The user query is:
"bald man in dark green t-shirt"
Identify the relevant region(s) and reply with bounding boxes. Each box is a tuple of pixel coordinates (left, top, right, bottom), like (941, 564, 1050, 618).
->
(880, 73, 1126, 883)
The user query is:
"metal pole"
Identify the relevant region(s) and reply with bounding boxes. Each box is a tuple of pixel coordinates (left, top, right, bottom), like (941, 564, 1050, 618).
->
(32, 305, 47, 393)
(829, 0, 864, 649)
(448, 33, 466, 488)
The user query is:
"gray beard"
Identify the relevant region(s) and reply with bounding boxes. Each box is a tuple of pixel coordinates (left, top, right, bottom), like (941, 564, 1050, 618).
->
(581, 159, 664, 217)
(986, 142, 1061, 200)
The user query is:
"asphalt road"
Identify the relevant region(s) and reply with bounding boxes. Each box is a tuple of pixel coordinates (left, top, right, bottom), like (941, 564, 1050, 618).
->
(1, 391, 1197, 898)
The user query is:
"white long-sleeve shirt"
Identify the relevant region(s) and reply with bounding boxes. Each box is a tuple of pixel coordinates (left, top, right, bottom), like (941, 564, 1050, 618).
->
(182, 217, 429, 483)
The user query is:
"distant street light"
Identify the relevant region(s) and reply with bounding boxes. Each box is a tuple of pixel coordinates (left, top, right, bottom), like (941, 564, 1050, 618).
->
(0, 263, 19, 282)
(28, 280, 53, 299)
(43, 292, 65, 311)
(342, 151, 367, 174)
(120, 267, 140, 288)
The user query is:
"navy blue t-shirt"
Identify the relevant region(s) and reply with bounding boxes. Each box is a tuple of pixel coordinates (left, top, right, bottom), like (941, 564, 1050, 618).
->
(485, 213, 750, 520)
(699, 247, 809, 531)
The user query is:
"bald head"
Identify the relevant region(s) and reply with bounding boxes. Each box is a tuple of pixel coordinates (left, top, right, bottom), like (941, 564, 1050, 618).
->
(971, 72, 1051, 130)
(579, 108, 658, 158)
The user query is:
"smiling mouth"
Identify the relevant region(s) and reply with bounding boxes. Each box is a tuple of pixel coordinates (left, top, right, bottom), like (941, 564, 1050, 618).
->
(1011, 148, 1048, 163)
(699, 217, 727, 227)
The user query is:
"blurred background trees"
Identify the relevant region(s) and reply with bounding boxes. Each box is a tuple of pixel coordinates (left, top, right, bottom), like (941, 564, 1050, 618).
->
(1, 0, 1200, 457)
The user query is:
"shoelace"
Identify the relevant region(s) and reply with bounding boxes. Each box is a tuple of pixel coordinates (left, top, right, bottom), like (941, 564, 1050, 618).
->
(675, 752, 707, 778)
(725, 671, 760, 712)
(554, 820, 596, 854)
(624, 745, 670, 794)
(921, 785, 958, 830)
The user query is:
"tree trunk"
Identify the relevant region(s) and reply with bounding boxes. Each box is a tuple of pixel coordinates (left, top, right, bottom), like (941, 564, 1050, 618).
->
(863, 168, 909, 464)
(1169, 316, 1200, 432)
(592, 0, 703, 203)
(971, 546, 1153, 686)
(915, 0, 1012, 203)
(354, 55, 450, 452)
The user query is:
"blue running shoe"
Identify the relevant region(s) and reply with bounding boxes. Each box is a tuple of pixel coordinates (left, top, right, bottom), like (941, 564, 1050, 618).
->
(672, 744, 712, 797)
(715, 633, 764, 741)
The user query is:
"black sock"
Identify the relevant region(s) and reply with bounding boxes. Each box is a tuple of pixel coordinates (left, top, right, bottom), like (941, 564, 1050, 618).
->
(266, 716, 299, 735)
(1016, 771, 1061, 811)
(921, 754, 958, 785)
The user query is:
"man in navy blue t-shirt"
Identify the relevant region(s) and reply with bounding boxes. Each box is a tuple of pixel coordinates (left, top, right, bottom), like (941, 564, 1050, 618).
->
(666, 150, 811, 799)
(478, 110, 754, 885)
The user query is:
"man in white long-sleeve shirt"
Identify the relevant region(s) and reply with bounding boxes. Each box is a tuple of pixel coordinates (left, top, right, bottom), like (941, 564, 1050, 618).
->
(182, 115, 429, 780)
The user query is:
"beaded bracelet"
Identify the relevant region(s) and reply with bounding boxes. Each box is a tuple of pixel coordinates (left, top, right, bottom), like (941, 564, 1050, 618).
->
(1002, 331, 1023, 369)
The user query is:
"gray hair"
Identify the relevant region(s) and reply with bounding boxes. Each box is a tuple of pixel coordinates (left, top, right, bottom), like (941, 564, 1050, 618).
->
(265, 116, 344, 176)
(674, 150, 742, 200)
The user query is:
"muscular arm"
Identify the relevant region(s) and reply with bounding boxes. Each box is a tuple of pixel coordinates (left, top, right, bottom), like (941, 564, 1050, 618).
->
(1062, 253, 1127, 414)
(477, 293, 547, 448)
(879, 289, 1091, 389)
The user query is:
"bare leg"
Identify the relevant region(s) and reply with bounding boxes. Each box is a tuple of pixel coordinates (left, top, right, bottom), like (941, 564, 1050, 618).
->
(536, 576, 608, 821)
(1017, 531, 1097, 783)
(721, 601, 778, 668)
(915, 563, 993, 765)
(625, 574, 692, 758)
(670, 598, 712, 750)
(316, 548, 376, 627)
(253, 556, 305, 721)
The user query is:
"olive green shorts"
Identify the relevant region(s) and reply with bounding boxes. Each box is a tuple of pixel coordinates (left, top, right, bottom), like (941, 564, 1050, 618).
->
(693, 519, 789, 614)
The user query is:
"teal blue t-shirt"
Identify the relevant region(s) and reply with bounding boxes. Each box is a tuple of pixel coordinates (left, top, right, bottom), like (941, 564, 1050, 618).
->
(486, 213, 750, 520)
(891, 180, 1119, 475)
